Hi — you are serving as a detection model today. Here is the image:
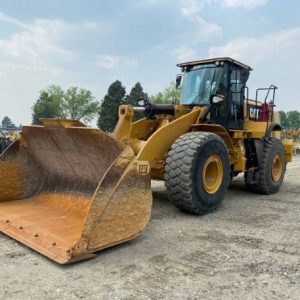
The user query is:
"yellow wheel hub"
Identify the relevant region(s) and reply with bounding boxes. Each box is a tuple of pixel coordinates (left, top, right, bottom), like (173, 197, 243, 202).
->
(202, 155, 223, 194)
(272, 154, 283, 182)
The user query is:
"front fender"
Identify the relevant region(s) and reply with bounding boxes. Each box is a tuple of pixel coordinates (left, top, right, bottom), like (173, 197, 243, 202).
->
(137, 108, 202, 161)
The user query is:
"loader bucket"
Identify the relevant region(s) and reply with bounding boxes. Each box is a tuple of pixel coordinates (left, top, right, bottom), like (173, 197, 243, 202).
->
(0, 119, 152, 264)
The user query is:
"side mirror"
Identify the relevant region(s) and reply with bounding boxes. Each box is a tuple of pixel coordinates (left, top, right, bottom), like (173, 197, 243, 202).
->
(137, 99, 145, 106)
(138, 96, 149, 106)
(175, 74, 182, 89)
(211, 94, 225, 104)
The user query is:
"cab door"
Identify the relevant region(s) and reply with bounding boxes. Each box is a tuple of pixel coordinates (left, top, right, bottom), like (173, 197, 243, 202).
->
(228, 67, 247, 129)
(209, 64, 230, 128)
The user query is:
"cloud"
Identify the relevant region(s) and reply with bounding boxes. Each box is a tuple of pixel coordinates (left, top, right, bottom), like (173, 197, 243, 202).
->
(0, 11, 30, 29)
(0, 19, 76, 67)
(0, 11, 107, 125)
(96, 55, 120, 69)
(0, 12, 110, 69)
(170, 46, 198, 62)
(96, 54, 139, 70)
(180, 0, 206, 20)
(0, 11, 110, 67)
(180, 0, 222, 40)
(178, 0, 267, 43)
(81, 21, 105, 33)
(208, 27, 300, 111)
(209, 27, 300, 64)
(219, 0, 268, 10)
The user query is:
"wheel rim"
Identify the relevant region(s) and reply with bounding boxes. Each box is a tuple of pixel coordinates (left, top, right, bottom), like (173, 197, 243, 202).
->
(272, 154, 283, 182)
(202, 155, 223, 194)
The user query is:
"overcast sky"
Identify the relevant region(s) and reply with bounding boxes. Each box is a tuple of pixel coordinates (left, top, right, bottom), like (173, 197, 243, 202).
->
(0, 0, 299, 126)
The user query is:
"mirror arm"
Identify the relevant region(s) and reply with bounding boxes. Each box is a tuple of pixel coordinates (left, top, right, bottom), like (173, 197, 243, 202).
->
(199, 104, 213, 123)
(199, 94, 225, 123)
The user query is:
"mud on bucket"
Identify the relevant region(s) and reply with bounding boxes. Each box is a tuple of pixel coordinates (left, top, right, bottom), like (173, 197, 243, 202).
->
(0, 119, 152, 264)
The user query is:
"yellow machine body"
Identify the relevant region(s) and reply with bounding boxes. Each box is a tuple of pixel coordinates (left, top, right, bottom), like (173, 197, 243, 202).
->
(113, 102, 292, 180)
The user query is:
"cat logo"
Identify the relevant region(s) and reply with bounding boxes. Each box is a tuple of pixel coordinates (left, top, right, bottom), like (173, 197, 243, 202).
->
(139, 164, 148, 174)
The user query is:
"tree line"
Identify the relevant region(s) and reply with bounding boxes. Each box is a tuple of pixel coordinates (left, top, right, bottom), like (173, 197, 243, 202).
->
(4, 82, 299, 134)
(0, 116, 21, 131)
(31, 81, 180, 133)
(278, 111, 300, 129)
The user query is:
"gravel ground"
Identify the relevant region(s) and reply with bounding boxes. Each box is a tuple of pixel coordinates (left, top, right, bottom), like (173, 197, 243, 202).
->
(0, 156, 299, 300)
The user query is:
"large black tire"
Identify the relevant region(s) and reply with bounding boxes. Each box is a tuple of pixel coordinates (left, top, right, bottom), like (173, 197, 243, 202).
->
(164, 132, 230, 214)
(245, 138, 286, 194)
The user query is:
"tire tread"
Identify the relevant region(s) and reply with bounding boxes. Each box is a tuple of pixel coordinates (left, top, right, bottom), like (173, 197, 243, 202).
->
(165, 132, 229, 214)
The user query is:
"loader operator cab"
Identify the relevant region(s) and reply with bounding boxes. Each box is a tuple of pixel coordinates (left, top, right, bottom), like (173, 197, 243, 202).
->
(177, 57, 251, 130)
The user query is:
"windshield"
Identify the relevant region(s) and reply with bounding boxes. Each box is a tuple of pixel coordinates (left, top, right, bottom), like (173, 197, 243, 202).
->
(180, 64, 223, 105)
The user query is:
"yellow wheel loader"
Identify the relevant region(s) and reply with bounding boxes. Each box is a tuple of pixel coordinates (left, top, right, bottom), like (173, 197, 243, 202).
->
(283, 128, 300, 153)
(0, 57, 293, 264)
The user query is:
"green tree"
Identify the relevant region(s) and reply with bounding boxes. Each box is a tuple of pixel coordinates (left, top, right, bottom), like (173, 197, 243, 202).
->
(278, 111, 288, 128)
(150, 81, 180, 104)
(62, 87, 100, 123)
(32, 85, 99, 125)
(125, 82, 148, 106)
(98, 80, 126, 133)
(125, 82, 148, 121)
(287, 110, 300, 128)
(2, 116, 16, 129)
(32, 85, 64, 125)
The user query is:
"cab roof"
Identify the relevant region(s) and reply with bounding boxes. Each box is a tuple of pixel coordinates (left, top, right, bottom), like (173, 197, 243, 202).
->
(177, 57, 252, 71)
